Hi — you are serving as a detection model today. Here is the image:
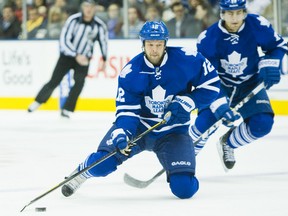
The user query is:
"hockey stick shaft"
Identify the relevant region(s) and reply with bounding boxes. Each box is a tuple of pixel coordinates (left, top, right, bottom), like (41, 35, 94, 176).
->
(20, 112, 171, 212)
(20, 151, 117, 212)
(124, 82, 265, 188)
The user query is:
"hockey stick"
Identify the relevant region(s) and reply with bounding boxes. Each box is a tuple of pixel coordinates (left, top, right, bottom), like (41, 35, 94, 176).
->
(124, 168, 166, 189)
(124, 82, 265, 188)
(20, 111, 171, 212)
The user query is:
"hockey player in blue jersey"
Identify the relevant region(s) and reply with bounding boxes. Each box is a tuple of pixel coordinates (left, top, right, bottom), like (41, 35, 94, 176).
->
(61, 21, 220, 199)
(190, 0, 288, 171)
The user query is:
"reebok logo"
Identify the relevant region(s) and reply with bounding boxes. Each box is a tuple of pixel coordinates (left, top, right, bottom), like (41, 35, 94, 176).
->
(256, 99, 269, 105)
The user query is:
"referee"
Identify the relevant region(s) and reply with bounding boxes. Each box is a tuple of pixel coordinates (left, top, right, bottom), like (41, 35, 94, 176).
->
(28, 0, 108, 118)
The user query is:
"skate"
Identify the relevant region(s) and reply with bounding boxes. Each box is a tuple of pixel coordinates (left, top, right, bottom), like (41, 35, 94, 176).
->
(217, 128, 236, 172)
(61, 109, 71, 118)
(27, 101, 41, 112)
(61, 169, 87, 197)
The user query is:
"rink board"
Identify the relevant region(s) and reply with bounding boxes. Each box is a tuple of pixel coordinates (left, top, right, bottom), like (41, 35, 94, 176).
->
(0, 39, 287, 114)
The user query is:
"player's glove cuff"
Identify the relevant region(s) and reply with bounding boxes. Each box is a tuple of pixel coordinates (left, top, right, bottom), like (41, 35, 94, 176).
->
(258, 57, 281, 90)
(210, 97, 241, 127)
(111, 128, 132, 156)
(165, 95, 195, 125)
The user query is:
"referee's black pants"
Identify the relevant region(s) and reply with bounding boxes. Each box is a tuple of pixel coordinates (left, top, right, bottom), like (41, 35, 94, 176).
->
(35, 54, 89, 112)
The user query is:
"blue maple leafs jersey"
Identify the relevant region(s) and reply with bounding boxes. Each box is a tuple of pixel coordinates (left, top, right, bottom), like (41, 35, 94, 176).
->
(114, 46, 220, 137)
(197, 14, 288, 87)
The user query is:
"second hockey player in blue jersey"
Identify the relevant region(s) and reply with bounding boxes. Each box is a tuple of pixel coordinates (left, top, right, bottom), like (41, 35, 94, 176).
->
(60, 21, 220, 199)
(190, 0, 288, 171)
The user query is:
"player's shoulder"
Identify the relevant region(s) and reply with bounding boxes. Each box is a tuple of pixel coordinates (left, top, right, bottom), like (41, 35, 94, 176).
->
(118, 52, 150, 92)
(119, 52, 145, 79)
(166, 46, 201, 61)
(245, 14, 272, 29)
(197, 21, 220, 45)
(166, 46, 205, 71)
(205, 21, 219, 33)
(200, 21, 219, 36)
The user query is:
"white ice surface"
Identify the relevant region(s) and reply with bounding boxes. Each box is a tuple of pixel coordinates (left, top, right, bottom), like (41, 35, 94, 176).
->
(0, 110, 288, 216)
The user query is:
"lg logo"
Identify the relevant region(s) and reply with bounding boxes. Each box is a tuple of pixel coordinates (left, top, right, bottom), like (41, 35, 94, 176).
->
(2, 70, 32, 85)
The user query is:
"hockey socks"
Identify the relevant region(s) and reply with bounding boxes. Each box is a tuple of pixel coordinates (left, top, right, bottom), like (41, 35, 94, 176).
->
(227, 113, 273, 148)
(190, 124, 217, 155)
(79, 151, 118, 178)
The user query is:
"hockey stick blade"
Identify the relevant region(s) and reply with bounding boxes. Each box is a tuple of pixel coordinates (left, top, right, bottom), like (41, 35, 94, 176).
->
(124, 169, 166, 188)
(123, 82, 265, 188)
(20, 112, 171, 212)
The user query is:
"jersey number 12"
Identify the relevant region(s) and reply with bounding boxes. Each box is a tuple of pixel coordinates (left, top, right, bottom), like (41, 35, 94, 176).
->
(203, 59, 215, 76)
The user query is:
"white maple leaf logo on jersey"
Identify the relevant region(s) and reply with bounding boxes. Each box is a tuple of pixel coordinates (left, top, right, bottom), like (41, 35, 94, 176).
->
(257, 16, 270, 28)
(181, 47, 197, 56)
(119, 64, 132, 78)
(220, 51, 247, 77)
(144, 85, 173, 118)
(197, 30, 207, 44)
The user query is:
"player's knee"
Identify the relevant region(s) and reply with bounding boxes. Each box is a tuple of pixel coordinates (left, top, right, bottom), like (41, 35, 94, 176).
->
(169, 173, 199, 199)
(248, 113, 274, 138)
(86, 151, 118, 177)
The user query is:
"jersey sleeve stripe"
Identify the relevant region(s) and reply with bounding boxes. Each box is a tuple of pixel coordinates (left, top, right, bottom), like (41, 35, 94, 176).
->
(116, 112, 140, 119)
(196, 76, 220, 93)
(116, 105, 141, 111)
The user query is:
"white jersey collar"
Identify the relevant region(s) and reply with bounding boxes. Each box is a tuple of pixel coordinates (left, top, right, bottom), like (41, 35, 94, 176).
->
(144, 52, 168, 69)
(218, 20, 245, 34)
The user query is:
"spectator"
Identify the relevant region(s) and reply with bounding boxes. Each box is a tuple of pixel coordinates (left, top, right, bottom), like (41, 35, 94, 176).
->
(47, 6, 64, 38)
(165, 1, 202, 38)
(125, 6, 144, 38)
(247, 0, 271, 15)
(50, 0, 67, 9)
(0, 4, 21, 39)
(64, 0, 79, 14)
(61, 6, 71, 21)
(106, 3, 123, 38)
(38, 5, 48, 26)
(281, 0, 288, 36)
(32, 0, 47, 8)
(161, 0, 179, 21)
(14, 0, 23, 23)
(193, 0, 218, 30)
(145, 5, 162, 21)
(96, 0, 123, 9)
(134, 0, 165, 18)
(188, 0, 199, 15)
(0, 0, 5, 12)
(26, 6, 47, 38)
(49, 0, 71, 22)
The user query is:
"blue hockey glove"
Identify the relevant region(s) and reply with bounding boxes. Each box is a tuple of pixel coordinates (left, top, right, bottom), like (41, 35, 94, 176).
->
(258, 57, 281, 90)
(210, 97, 241, 127)
(111, 128, 131, 156)
(165, 95, 195, 125)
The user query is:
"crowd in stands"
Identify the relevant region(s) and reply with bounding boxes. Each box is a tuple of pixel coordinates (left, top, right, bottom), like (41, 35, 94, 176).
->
(0, 0, 287, 40)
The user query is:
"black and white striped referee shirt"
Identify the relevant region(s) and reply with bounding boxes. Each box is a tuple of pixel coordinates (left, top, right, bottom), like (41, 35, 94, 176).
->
(59, 12, 108, 61)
